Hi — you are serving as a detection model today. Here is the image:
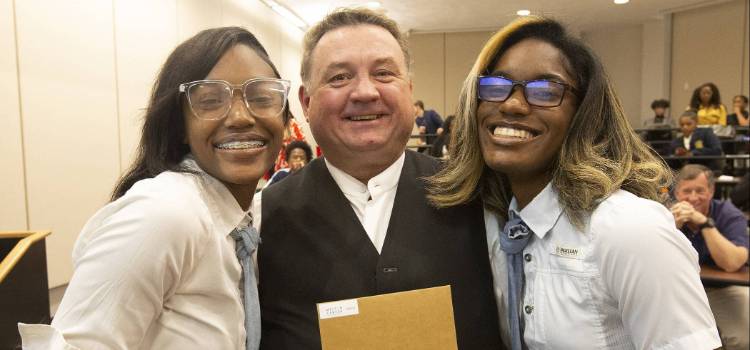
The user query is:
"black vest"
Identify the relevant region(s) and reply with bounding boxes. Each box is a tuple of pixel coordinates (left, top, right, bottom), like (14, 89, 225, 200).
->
(258, 151, 503, 349)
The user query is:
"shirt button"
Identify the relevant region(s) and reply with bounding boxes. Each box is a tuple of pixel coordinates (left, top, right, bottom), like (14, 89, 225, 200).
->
(524, 253, 532, 262)
(524, 305, 534, 314)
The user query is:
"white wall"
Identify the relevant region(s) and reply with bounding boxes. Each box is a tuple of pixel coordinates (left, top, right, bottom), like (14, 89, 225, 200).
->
(0, 0, 305, 288)
(0, 0, 27, 232)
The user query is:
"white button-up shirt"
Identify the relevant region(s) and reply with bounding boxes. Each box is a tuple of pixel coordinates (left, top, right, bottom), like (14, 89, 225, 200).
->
(325, 153, 404, 253)
(19, 157, 250, 349)
(683, 134, 692, 150)
(485, 183, 721, 349)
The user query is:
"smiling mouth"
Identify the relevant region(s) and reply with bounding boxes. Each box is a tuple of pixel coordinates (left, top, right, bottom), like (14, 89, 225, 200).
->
(347, 114, 381, 121)
(215, 140, 266, 150)
(492, 126, 536, 140)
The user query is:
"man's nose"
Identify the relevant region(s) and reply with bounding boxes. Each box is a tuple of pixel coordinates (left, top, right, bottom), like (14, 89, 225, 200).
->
(350, 76, 379, 102)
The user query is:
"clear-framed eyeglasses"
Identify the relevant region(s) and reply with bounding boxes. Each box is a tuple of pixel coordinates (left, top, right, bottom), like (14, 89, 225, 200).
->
(179, 78, 291, 120)
(477, 75, 578, 107)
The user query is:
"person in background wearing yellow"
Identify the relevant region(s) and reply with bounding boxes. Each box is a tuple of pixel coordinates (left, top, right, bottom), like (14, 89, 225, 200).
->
(690, 82, 727, 125)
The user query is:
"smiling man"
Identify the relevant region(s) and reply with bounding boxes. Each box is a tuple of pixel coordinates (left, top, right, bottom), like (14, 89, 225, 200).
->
(256, 8, 502, 350)
(671, 164, 749, 350)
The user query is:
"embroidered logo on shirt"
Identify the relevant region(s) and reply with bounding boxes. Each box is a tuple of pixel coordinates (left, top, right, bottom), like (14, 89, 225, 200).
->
(554, 245, 583, 259)
(695, 140, 704, 149)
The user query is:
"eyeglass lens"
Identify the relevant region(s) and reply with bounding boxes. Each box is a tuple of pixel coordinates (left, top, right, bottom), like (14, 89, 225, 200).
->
(478, 76, 566, 107)
(188, 80, 287, 120)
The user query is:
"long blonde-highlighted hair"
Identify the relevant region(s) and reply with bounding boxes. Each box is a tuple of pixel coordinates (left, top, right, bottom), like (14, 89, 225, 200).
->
(427, 17, 672, 227)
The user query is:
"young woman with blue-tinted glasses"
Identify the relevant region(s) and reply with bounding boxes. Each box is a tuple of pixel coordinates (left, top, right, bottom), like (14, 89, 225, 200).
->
(428, 17, 720, 350)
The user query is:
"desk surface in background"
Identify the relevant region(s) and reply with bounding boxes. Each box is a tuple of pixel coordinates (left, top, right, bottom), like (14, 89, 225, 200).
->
(700, 264, 750, 286)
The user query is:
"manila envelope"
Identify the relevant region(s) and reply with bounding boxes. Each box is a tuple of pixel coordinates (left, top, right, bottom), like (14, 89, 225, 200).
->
(317, 285, 458, 350)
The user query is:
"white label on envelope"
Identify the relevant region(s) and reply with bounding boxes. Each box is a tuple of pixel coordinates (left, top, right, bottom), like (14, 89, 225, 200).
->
(318, 299, 360, 320)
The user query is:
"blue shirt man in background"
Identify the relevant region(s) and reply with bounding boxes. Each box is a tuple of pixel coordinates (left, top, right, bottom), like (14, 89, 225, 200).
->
(414, 100, 443, 149)
(671, 164, 748, 350)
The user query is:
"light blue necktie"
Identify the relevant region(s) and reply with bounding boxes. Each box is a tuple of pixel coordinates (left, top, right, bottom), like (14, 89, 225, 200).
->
(230, 226, 261, 350)
(498, 214, 532, 350)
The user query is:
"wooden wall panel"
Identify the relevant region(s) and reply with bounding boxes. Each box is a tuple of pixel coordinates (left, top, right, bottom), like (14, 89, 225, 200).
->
(671, 0, 747, 111)
(409, 33, 445, 115)
(444, 31, 492, 118)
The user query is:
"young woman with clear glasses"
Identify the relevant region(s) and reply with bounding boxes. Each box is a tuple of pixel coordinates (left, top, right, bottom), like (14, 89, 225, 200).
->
(428, 17, 721, 350)
(19, 27, 289, 350)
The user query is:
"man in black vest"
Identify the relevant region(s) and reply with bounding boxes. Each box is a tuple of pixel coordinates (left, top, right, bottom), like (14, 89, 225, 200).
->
(257, 8, 503, 349)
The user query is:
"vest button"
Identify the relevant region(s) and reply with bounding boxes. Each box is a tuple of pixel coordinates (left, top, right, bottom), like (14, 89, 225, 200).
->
(524, 253, 532, 262)
(524, 305, 534, 314)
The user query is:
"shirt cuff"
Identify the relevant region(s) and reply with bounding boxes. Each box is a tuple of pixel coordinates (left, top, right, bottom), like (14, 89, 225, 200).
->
(17, 323, 80, 350)
(652, 326, 721, 350)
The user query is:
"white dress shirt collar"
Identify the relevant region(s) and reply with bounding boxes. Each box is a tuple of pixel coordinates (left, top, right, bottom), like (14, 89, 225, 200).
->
(324, 152, 405, 253)
(683, 134, 692, 150)
(325, 152, 405, 200)
(181, 155, 252, 236)
(508, 182, 563, 240)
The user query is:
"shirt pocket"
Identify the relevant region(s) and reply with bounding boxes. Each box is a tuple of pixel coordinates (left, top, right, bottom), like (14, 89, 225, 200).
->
(524, 244, 604, 349)
(530, 265, 604, 349)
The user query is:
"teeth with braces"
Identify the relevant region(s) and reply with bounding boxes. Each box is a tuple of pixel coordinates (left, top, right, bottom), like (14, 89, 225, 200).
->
(493, 127, 533, 140)
(216, 140, 265, 150)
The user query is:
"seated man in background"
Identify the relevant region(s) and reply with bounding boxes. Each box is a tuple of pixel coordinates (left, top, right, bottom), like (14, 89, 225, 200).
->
(670, 164, 749, 350)
(643, 98, 673, 128)
(669, 109, 723, 170)
(642, 99, 673, 155)
(414, 100, 443, 149)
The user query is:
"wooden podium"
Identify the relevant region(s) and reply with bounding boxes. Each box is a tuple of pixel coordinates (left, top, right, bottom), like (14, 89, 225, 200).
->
(0, 231, 52, 349)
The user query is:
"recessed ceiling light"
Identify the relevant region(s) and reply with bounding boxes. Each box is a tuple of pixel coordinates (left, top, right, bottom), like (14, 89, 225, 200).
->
(614, 0, 629, 4)
(366, 1, 382, 9)
(517, 9, 531, 16)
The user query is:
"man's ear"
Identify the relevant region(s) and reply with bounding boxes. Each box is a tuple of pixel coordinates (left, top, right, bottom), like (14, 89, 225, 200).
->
(299, 85, 311, 122)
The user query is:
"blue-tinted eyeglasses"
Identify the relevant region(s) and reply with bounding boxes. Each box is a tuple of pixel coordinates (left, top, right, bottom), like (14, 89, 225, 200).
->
(477, 75, 578, 107)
